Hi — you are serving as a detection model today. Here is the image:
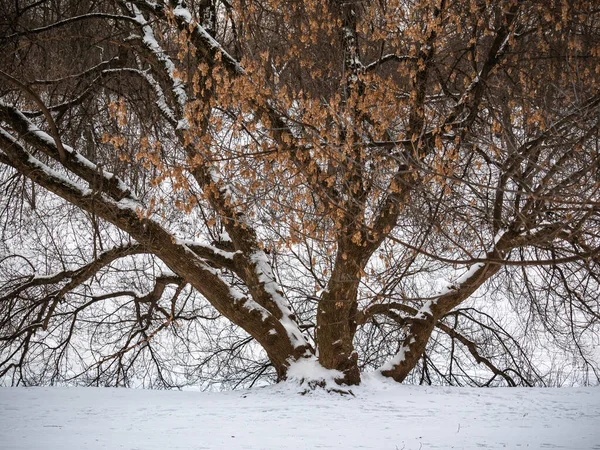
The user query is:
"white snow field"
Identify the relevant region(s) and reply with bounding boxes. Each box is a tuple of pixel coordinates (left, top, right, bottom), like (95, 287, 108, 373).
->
(1, 375, 599, 450)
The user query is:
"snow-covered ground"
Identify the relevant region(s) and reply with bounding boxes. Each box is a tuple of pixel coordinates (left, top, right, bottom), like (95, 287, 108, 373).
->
(1, 375, 599, 450)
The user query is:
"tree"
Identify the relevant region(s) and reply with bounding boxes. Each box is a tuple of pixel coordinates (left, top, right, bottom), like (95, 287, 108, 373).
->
(1, 0, 599, 389)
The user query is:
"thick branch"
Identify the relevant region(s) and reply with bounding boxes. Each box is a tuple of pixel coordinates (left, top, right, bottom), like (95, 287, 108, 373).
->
(0, 105, 134, 201)
(0, 111, 312, 377)
(357, 301, 517, 385)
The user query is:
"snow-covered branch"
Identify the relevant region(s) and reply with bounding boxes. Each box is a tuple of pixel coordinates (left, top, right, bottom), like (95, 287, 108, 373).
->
(0, 103, 135, 201)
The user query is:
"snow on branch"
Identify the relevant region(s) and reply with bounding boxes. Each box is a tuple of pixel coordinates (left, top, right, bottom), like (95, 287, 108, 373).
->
(363, 54, 416, 73)
(131, 1, 243, 76)
(0, 243, 145, 306)
(176, 239, 240, 272)
(102, 68, 178, 125)
(0, 128, 279, 327)
(0, 102, 135, 202)
(131, 5, 188, 116)
(249, 250, 309, 349)
(167, 1, 244, 75)
(0, 128, 93, 199)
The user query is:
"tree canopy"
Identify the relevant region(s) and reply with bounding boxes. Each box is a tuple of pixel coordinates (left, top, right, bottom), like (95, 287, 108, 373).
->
(1, 0, 599, 389)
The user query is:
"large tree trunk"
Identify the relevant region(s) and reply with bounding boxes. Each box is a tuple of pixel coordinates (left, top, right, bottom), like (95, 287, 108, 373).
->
(317, 249, 362, 385)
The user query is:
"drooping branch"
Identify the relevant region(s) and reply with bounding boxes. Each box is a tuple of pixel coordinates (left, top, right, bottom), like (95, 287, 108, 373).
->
(356, 301, 518, 386)
(377, 231, 517, 382)
(0, 243, 145, 332)
(4, 12, 138, 40)
(0, 104, 134, 201)
(0, 110, 312, 378)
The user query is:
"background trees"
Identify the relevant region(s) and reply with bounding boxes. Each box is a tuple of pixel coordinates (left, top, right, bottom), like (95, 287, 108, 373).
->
(1, 0, 599, 389)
